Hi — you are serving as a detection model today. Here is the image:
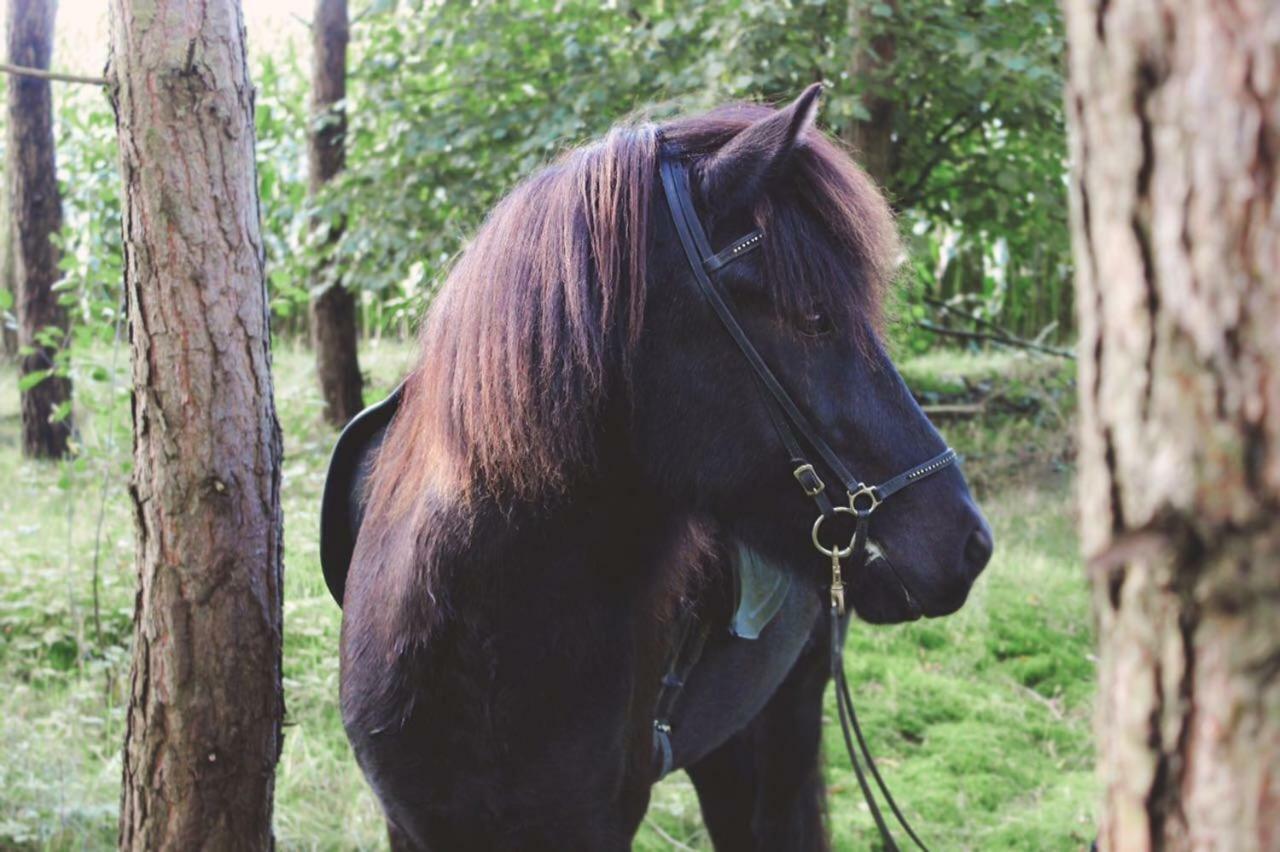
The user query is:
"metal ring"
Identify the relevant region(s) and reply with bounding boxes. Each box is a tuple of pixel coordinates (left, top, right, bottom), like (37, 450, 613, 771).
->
(811, 506, 858, 559)
(848, 484, 882, 516)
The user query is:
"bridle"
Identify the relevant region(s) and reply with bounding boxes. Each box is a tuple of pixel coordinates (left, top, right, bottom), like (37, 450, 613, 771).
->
(657, 150, 957, 850)
(658, 152, 957, 611)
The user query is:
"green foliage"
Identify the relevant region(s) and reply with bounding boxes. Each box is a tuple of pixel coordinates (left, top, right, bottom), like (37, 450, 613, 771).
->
(331, 0, 1069, 339)
(861, 0, 1070, 346)
(41, 1, 1069, 358)
(255, 44, 314, 328)
(54, 83, 121, 345)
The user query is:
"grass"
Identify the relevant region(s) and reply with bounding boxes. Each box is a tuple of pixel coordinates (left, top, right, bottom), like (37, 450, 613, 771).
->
(0, 343, 1095, 850)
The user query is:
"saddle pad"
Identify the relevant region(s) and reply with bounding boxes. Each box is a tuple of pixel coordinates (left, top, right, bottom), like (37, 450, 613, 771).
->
(319, 384, 403, 607)
(730, 540, 793, 639)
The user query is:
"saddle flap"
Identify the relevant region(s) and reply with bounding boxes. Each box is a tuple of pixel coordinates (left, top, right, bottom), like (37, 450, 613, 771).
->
(319, 384, 403, 607)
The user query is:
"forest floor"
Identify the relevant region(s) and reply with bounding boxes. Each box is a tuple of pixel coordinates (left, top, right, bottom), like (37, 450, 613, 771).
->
(0, 341, 1095, 851)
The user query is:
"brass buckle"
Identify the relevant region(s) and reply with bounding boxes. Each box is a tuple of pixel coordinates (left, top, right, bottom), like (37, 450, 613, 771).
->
(848, 483, 882, 516)
(793, 463, 825, 497)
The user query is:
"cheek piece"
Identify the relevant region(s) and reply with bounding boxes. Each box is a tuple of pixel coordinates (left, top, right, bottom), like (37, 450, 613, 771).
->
(660, 149, 953, 852)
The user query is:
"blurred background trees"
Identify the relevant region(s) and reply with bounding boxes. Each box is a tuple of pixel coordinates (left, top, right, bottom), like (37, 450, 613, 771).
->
(309, 0, 364, 426)
(22, 0, 1069, 412)
(5, 0, 72, 458)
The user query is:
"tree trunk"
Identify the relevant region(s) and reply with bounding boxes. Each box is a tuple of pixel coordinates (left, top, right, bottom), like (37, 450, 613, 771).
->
(107, 1, 284, 847)
(6, 0, 72, 457)
(844, 0, 897, 188)
(1065, 2, 1280, 849)
(309, 0, 363, 427)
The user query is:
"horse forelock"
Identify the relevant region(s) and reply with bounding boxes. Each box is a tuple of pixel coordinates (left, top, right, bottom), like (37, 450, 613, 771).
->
(367, 101, 897, 519)
(663, 103, 899, 350)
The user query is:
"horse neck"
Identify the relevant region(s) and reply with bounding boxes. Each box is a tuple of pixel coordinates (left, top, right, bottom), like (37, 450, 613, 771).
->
(411, 475, 682, 629)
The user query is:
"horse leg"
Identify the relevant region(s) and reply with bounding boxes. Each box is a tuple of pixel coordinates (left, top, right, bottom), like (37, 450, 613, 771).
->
(686, 727, 759, 850)
(748, 629, 831, 852)
(686, 624, 831, 852)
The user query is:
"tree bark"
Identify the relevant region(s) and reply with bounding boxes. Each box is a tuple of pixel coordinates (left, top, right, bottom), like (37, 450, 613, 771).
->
(308, 0, 363, 427)
(844, 0, 897, 188)
(6, 0, 71, 457)
(107, 1, 284, 847)
(1065, 1, 1280, 849)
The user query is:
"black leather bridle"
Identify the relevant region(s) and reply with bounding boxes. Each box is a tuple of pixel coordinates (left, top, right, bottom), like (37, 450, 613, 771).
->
(659, 151, 956, 850)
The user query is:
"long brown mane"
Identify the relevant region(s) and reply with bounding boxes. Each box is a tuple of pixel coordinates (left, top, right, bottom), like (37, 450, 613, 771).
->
(366, 103, 897, 517)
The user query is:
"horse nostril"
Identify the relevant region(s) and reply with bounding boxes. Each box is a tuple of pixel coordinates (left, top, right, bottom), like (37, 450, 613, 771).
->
(963, 526, 994, 576)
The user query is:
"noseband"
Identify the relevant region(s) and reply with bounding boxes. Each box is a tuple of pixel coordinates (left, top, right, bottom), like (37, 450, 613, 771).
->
(658, 152, 954, 850)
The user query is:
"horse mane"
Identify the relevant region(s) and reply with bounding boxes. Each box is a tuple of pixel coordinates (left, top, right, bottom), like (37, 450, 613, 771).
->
(366, 103, 897, 516)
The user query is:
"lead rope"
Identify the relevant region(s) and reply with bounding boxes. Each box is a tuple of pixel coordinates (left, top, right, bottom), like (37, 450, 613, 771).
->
(827, 512, 929, 851)
(830, 604, 899, 851)
(825, 509, 931, 851)
(837, 656, 930, 851)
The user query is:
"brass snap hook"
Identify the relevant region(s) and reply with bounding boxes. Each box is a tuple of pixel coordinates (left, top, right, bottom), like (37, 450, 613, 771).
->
(813, 508, 856, 616)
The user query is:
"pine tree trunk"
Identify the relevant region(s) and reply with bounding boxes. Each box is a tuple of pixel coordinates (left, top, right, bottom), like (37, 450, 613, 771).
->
(843, 0, 897, 188)
(108, 0, 284, 846)
(309, 0, 363, 427)
(6, 0, 72, 457)
(1065, 2, 1280, 848)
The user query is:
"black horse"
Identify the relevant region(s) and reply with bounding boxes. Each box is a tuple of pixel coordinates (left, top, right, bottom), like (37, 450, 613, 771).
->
(323, 86, 992, 851)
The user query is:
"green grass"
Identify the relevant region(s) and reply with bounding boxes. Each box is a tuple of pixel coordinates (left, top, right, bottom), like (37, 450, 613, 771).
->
(0, 344, 1096, 850)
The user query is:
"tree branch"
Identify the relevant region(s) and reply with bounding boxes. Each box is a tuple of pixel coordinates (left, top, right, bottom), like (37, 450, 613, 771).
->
(894, 107, 989, 209)
(915, 320, 1076, 359)
(0, 62, 105, 86)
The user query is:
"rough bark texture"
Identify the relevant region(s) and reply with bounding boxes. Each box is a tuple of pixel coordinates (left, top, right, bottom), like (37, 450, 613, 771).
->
(6, 0, 72, 456)
(844, 0, 897, 188)
(308, 0, 363, 427)
(108, 1, 284, 847)
(1065, 1, 1280, 849)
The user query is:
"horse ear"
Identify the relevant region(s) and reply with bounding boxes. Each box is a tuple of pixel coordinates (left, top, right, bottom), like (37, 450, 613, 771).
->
(699, 83, 822, 212)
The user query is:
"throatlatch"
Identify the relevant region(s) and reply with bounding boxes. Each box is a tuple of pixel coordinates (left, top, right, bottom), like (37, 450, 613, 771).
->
(655, 149, 960, 850)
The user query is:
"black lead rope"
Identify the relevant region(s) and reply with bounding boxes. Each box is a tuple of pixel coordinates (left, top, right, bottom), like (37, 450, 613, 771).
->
(831, 604, 930, 851)
(831, 606, 899, 850)
(656, 149, 959, 850)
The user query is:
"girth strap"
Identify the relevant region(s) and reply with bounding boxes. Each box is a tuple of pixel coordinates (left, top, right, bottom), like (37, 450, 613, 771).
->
(651, 606, 712, 779)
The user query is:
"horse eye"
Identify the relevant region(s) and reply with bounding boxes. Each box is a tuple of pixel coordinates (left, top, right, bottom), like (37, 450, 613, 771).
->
(797, 305, 833, 337)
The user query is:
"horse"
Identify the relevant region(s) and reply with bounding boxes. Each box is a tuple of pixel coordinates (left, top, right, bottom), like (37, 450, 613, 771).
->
(323, 84, 993, 851)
